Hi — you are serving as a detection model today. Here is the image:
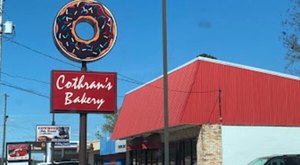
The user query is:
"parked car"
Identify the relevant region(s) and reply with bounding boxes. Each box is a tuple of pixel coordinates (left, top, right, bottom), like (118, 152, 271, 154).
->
(37, 161, 79, 165)
(248, 154, 300, 165)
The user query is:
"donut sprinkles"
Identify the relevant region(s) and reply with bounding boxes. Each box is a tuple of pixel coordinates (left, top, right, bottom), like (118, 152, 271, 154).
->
(53, 0, 117, 62)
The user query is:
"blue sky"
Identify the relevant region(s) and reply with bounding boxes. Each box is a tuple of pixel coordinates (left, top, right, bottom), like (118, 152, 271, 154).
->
(0, 0, 293, 153)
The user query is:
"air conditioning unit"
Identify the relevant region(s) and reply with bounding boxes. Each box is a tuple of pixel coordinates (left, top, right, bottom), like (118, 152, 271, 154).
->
(4, 21, 14, 34)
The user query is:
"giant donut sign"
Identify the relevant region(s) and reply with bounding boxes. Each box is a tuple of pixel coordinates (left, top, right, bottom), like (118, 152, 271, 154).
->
(53, 0, 117, 62)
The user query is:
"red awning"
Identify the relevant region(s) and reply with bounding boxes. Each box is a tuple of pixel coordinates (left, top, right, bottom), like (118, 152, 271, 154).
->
(112, 57, 300, 139)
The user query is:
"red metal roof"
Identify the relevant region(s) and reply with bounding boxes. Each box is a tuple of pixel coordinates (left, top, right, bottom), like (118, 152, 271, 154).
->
(112, 57, 300, 139)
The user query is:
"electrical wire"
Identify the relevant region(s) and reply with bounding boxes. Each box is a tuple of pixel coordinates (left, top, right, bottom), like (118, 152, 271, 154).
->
(117, 77, 218, 94)
(1, 71, 49, 85)
(3, 36, 80, 68)
(2, 38, 219, 96)
(0, 81, 49, 99)
(0, 75, 126, 99)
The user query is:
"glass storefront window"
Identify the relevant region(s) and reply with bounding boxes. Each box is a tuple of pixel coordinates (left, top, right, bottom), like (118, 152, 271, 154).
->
(192, 139, 197, 164)
(146, 150, 151, 164)
(169, 142, 176, 165)
(184, 140, 192, 165)
(129, 138, 197, 165)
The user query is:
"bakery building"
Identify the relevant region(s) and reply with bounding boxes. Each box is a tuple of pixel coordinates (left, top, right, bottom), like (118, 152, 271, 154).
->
(112, 57, 300, 165)
(100, 137, 126, 165)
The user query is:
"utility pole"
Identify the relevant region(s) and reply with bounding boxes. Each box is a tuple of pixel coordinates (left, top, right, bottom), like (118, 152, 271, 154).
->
(162, 0, 169, 164)
(0, 1, 13, 164)
(0, 1, 4, 164)
(1, 94, 8, 165)
(0, 0, 4, 81)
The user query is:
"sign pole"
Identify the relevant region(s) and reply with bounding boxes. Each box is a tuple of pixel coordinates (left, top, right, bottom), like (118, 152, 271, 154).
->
(51, 113, 55, 164)
(79, 61, 87, 165)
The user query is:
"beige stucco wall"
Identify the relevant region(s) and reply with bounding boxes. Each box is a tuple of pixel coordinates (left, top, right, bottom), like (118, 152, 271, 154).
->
(197, 124, 222, 165)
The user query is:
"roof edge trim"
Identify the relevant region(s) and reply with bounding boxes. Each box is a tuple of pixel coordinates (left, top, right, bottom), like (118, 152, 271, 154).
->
(126, 57, 299, 95)
(197, 57, 300, 80)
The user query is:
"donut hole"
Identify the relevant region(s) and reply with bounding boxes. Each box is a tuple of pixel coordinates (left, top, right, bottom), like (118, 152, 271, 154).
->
(75, 20, 96, 41)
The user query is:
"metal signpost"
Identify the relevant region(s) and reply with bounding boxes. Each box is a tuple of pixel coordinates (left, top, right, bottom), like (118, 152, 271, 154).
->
(162, 0, 169, 164)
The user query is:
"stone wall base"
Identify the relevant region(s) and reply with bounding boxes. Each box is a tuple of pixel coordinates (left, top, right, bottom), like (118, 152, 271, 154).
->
(197, 124, 222, 165)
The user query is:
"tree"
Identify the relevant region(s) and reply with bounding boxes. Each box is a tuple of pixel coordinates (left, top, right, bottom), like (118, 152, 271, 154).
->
(96, 113, 118, 139)
(282, 0, 300, 74)
(197, 53, 217, 59)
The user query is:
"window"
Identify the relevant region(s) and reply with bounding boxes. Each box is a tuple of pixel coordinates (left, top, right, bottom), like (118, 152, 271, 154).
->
(267, 158, 284, 165)
(169, 142, 176, 165)
(192, 139, 197, 164)
(129, 138, 197, 165)
(184, 140, 192, 165)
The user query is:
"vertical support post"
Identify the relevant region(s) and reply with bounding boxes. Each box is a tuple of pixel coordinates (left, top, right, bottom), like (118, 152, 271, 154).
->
(79, 113, 87, 165)
(126, 141, 130, 165)
(79, 61, 87, 165)
(28, 143, 32, 165)
(1, 94, 7, 165)
(0, 1, 4, 164)
(51, 113, 55, 164)
(0, 0, 3, 82)
(162, 0, 169, 164)
(218, 89, 222, 124)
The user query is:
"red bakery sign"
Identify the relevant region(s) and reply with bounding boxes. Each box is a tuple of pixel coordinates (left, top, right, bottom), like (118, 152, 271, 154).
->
(51, 70, 117, 113)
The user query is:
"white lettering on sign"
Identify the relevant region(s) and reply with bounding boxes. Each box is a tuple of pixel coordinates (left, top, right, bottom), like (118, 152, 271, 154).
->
(55, 74, 114, 110)
(65, 92, 105, 109)
(56, 75, 113, 91)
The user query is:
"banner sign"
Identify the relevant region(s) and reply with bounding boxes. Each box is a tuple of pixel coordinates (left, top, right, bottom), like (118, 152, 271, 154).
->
(55, 142, 78, 149)
(7, 143, 29, 161)
(51, 70, 117, 113)
(36, 125, 70, 143)
(30, 142, 47, 152)
(115, 140, 126, 153)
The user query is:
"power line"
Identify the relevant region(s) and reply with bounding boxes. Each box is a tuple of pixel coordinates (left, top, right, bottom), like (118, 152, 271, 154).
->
(117, 77, 218, 94)
(1, 71, 126, 97)
(0, 72, 217, 101)
(1, 71, 49, 85)
(0, 79, 126, 99)
(118, 73, 145, 85)
(3, 37, 219, 95)
(0, 81, 49, 99)
(3, 36, 79, 68)
(1, 68, 218, 96)
(3, 37, 146, 85)
(3, 37, 145, 85)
